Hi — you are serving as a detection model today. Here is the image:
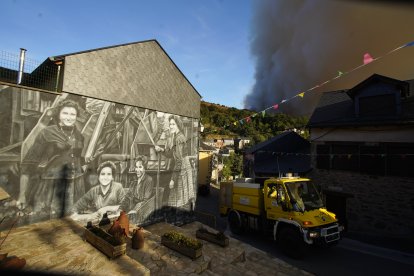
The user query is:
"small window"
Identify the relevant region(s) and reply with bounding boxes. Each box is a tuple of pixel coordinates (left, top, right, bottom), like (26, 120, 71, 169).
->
(359, 94, 396, 117)
(332, 144, 359, 171)
(360, 145, 386, 175)
(316, 145, 330, 169)
(387, 144, 414, 177)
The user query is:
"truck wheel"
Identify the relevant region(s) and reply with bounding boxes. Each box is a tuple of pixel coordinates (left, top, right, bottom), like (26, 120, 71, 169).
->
(278, 227, 306, 259)
(228, 210, 244, 234)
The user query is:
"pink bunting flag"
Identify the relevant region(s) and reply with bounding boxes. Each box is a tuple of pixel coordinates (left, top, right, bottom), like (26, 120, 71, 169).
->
(246, 117, 251, 123)
(363, 53, 374, 65)
(273, 104, 279, 110)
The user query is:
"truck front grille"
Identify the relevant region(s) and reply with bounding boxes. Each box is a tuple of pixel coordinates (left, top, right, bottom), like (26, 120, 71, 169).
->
(321, 224, 340, 243)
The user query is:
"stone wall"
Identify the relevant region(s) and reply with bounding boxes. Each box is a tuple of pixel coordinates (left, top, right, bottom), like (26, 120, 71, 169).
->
(308, 169, 414, 240)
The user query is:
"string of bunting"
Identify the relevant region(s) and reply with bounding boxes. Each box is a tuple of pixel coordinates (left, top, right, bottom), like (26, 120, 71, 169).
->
(254, 152, 414, 158)
(212, 40, 414, 132)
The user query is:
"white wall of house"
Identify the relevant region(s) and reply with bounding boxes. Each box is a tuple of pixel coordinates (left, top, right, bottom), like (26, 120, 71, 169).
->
(311, 127, 414, 143)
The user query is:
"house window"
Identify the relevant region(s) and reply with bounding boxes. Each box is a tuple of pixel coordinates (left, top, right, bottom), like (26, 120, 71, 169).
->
(316, 145, 330, 169)
(387, 144, 414, 177)
(359, 94, 396, 117)
(360, 145, 386, 175)
(331, 144, 359, 171)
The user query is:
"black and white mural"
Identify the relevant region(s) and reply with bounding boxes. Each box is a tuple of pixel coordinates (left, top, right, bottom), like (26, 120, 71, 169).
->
(0, 85, 199, 228)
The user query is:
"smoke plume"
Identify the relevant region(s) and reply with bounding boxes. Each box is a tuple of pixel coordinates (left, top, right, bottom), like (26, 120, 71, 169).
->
(245, 0, 414, 116)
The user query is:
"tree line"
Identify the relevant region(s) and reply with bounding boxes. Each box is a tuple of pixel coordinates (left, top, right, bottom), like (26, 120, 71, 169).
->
(200, 101, 309, 145)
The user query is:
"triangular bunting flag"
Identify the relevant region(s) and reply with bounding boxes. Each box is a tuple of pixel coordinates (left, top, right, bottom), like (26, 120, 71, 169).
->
(338, 71, 344, 76)
(363, 53, 374, 64)
(297, 92, 305, 98)
(239, 120, 244, 125)
(246, 117, 251, 123)
(233, 122, 237, 126)
(261, 110, 265, 117)
(281, 99, 287, 103)
(252, 113, 256, 118)
(273, 104, 279, 110)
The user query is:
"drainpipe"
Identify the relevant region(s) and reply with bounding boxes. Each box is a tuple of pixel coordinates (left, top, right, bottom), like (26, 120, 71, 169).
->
(17, 48, 27, 85)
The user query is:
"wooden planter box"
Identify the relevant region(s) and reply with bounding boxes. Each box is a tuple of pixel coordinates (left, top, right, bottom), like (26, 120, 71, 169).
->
(84, 227, 126, 259)
(161, 236, 202, 260)
(196, 229, 229, 247)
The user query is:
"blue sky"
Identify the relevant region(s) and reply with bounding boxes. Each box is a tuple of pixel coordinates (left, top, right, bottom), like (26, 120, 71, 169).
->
(1, 0, 254, 109)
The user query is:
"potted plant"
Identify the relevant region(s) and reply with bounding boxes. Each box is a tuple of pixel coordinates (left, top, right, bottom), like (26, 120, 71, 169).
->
(84, 225, 127, 259)
(196, 226, 229, 247)
(161, 231, 203, 259)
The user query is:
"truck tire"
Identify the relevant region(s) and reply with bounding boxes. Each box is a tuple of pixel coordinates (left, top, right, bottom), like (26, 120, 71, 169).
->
(228, 210, 244, 234)
(278, 226, 306, 259)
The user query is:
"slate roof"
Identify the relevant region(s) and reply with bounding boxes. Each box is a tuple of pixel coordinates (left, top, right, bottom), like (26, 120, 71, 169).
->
(246, 131, 309, 154)
(308, 74, 414, 128)
(199, 142, 216, 151)
(245, 131, 311, 175)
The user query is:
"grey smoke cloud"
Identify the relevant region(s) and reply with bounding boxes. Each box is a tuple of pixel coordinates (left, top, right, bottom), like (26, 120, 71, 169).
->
(245, 0, 414, 116)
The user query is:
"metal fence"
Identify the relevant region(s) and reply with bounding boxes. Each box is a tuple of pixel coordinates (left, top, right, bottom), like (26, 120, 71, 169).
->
(0, 49, 58, 91)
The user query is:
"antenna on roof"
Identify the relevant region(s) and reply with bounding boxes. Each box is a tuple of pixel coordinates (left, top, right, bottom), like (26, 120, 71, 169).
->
(276, 155, 281, 178)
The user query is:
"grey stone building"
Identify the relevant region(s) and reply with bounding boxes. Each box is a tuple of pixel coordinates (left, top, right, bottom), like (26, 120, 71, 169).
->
(307, 74, 414, 244)
(0, 40, 201, 229)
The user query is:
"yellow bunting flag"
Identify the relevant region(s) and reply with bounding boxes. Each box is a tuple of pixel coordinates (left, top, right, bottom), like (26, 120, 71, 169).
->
(297, 92, 305, 98)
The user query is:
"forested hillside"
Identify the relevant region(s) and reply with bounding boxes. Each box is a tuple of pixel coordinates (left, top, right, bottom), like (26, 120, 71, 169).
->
(200, 101, 309, 145)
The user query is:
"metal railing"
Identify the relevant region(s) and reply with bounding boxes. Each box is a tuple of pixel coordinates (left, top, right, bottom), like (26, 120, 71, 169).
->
(0, 49, 58, 91)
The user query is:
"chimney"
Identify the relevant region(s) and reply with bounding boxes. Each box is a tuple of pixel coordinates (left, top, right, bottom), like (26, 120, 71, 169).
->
(17, 48, 27, 85)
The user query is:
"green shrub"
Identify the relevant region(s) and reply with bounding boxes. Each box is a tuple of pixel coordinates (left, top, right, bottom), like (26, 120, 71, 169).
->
(163, 231, 203, 250)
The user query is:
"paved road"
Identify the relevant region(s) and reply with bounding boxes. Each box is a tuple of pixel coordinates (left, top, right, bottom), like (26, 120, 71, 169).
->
(195, 185, 414, 276)
(228, 230, 414, 276)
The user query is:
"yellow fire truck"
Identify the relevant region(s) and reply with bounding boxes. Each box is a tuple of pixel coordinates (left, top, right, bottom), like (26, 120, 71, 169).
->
(220, 175, 344, 258)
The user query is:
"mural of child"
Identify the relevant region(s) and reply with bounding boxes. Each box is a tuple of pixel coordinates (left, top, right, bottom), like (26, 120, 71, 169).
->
(71, 161, 125, 222)
(120, 156, 154, 215)
(18, 99, 86, 216)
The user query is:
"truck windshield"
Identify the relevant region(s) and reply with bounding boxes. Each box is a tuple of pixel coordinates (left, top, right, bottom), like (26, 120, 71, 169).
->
(285, 181, 323, 211)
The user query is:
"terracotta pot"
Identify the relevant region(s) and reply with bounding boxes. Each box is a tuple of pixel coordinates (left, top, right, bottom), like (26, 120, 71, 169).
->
(108, 220, 123, 236)
(131, 227, 145, 249)
(117, 211, 129, 236)
(0, 252, 8, 262)
(0, 256, 26, 270)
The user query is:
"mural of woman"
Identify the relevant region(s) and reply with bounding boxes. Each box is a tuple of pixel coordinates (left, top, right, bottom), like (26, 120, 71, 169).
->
(71, 161, 125, 222)
(120, 156, 154, 214)
(17, 99, 86, 216)
(155, 115, 195, 209)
